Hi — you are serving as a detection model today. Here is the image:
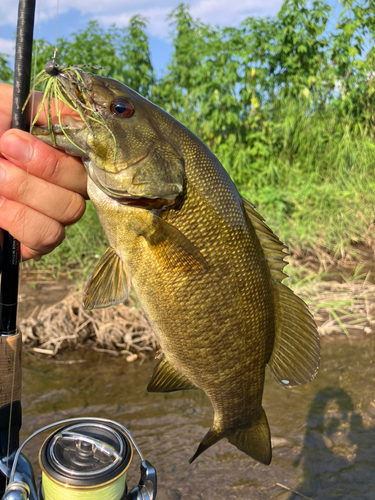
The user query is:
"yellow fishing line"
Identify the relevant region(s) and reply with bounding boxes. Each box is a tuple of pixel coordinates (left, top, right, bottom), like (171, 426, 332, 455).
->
(42, 471, 127, 500)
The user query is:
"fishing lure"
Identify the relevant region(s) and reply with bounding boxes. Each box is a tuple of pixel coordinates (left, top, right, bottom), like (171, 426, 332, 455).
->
(24, 61, 118, 158)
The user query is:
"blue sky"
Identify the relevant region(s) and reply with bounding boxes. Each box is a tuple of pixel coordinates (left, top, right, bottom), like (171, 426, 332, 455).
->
(1, 0, 342, 77)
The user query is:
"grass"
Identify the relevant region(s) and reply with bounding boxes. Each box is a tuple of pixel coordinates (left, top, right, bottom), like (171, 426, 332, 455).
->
(285, 261, 375, 342)
(24, 202, 107, 283)
(235, 101, 375, 257)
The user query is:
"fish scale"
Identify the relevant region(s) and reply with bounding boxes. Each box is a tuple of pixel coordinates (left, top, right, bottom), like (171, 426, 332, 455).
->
(149, 177, 274, 425)
(32, 68, 320, 465)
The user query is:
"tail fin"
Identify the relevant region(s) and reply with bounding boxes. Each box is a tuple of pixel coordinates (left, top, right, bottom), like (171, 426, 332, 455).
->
(189, 409, 271, 465)
(189, 427, 223, 464)
(227, 408, 272, 465)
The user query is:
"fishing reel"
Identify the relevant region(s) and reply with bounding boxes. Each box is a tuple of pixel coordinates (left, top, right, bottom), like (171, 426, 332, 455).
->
(0, 417, 157, 500)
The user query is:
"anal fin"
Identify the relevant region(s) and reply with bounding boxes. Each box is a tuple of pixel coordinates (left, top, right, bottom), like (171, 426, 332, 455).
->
(268, 282, 320, 387)
(147, 353, 197, 393)
(83, 247, 130, 311)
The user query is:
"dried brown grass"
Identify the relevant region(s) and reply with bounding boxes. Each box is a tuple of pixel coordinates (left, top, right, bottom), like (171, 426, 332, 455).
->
(293, 276, 375, 339)
(20, 288, 157, 359)
(20, 271, 375, 359)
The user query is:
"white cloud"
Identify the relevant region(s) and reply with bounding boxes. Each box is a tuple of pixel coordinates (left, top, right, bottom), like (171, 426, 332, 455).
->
(0, 38, 15, 57)
(191, 0, 281, 25)
(97, 7, 172, 38)
(0, 0, 283, 38)
(96, 0, 283, 38)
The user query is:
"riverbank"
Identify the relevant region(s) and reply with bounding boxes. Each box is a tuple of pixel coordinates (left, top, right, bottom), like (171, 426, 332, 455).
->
(18, 254, 375, 359)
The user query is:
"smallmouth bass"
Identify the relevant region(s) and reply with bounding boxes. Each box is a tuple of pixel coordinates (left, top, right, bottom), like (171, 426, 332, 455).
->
(32, 68, 320, 465)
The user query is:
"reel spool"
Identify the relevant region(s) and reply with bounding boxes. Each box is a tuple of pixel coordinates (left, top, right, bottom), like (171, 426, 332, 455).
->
(1, 418, 157, 500)
(38, 422, 132, 500)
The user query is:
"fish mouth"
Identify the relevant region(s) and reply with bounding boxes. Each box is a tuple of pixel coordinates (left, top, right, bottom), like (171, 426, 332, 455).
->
(87, 165, 180, 210)
(107, 191, 178, 210)
(60, 116, 86, 129)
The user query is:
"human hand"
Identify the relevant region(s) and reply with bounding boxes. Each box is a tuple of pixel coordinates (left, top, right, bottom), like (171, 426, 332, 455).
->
(0, 83, 88, 261)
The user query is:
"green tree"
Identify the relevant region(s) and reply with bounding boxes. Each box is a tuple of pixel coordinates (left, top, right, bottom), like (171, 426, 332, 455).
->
(35, 17, 154, 97)
(328, 0, 375, 127)
(269, 0, 332, 98)
(0, 54, 13, 84)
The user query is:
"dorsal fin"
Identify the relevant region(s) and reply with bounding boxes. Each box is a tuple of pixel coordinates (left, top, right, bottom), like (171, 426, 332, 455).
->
(241, 196, 288, 282)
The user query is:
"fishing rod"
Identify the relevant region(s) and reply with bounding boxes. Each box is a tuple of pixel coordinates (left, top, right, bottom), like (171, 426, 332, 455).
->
(0, 0, 35, 495)
(0, 2, 157, 499)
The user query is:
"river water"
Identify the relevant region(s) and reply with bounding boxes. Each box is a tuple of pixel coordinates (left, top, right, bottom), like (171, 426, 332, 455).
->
(21, 339, 375, 500)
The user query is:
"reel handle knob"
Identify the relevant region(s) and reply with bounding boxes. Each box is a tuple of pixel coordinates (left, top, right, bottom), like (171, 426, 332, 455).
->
(2, 482, 29, 500)
(128, 460, 157, 500)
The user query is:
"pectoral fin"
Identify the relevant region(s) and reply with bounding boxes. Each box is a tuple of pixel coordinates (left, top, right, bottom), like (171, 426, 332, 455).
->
(147, 352, 197, 392)
(83, 247, 130, 310)
(142, 216, 209, 273)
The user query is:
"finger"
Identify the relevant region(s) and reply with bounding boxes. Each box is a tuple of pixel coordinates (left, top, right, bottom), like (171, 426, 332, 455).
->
(0, 129, 88, 198)
(30, 89, 81, 126)
(20, 244, 42, 262)
(0, 196, 66, 257)
(0, 83, 80, 137)
(0, 229, 47, 262)
(0, 84, 13, 138)
(0, 158, 86, 225)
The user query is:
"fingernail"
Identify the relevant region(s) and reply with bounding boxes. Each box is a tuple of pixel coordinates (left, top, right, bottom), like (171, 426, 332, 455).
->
(1, 132, 33, 163)
(0, 196, 5, 207)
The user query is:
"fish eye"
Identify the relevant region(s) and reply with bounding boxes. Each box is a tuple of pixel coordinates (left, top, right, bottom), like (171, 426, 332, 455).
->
(110, 98, 134, 118)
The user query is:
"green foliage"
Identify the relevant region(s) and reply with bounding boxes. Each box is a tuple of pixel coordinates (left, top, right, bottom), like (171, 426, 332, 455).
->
(28, 202, 107, 281)
(269, 0, 332, 97)
(241, 97, 375, 254)
(151, 1, 375, 256)
(0, 54, 13, 84)
(328, 0, 375, 124)
(25, 0, 375, 276)
(34, 17, 154, 97)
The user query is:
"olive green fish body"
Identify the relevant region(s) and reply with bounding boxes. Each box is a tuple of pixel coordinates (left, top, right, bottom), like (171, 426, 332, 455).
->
(32, 69, 320, 465)
(90, 165, 274, 412)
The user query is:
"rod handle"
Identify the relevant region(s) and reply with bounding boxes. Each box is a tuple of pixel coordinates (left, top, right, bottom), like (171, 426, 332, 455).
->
(0, 332, 22, 408)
